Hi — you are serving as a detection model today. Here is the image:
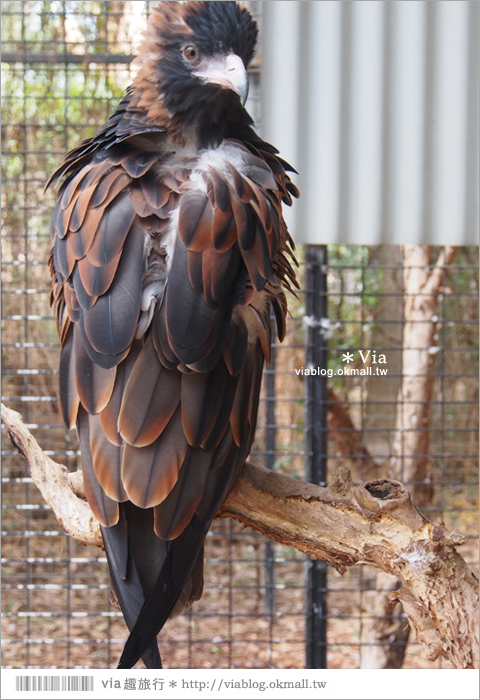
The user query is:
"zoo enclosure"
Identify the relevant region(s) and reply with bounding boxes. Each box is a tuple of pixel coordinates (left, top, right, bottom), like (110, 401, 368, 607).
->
(2, 1, 478, 670)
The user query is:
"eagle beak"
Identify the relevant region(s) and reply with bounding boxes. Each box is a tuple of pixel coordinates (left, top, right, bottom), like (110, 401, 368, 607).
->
(195, 54, 249, 106)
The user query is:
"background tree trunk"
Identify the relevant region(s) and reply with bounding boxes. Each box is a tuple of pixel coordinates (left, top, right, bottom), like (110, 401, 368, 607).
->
(359, 246, 457, 668)
(326, 247, 459, 668)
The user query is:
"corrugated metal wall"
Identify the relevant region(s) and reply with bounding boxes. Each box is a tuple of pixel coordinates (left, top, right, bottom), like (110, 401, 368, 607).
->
(261, 0, 479, 246)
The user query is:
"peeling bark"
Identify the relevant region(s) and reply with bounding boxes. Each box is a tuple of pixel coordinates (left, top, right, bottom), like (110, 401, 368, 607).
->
(2, 402, 478, 669)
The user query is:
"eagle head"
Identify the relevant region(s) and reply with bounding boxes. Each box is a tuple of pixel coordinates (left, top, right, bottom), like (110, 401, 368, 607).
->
(133, 1, 258, 145)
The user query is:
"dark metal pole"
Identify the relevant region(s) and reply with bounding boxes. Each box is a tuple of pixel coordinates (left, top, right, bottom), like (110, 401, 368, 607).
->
(264, 320, 276, 617)
(305, 244, 328, 669)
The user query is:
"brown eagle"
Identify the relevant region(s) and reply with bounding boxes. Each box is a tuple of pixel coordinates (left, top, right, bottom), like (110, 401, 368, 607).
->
(48, 0, 298, 668)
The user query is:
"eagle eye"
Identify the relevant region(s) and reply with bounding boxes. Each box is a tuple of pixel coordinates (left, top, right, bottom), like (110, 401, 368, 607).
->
(183, 45, 198, 61)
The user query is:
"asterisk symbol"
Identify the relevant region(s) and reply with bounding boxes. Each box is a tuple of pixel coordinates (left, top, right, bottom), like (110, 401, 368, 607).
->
(343, 352, 354, 363)
(169, 681, 177, 688)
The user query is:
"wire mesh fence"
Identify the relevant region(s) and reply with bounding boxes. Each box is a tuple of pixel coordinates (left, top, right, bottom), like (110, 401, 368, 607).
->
(2, 1, 478, 670)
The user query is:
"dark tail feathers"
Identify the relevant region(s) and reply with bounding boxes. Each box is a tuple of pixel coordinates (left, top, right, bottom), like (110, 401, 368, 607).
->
(117, 514, 208, 669)
(102, 505, 207, 669)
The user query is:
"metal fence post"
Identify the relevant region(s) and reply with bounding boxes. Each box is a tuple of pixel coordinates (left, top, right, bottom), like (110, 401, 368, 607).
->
(264, 326, 276, 618)
(305, 244, 328, 669)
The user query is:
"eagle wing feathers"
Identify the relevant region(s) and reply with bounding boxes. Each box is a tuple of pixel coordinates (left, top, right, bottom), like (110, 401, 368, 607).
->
(49, 2, 298, 669)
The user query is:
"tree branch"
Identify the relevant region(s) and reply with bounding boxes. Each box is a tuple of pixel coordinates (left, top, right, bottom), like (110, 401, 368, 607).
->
(2, 404, 101, 548)
(2, 402, 478, 669)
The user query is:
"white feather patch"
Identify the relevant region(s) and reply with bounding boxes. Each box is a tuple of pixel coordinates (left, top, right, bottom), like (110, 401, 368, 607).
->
(194, 141, 248, 184)
(134, 140, 255, 339)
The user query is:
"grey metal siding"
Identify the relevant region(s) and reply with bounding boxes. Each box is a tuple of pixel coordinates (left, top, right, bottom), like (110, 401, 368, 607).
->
(261, 1, 479, 246)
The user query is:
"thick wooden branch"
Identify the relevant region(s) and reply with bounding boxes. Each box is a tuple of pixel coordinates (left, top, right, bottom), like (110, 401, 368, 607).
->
(2, 404, 101, 547)
(2, 402, 478, 669)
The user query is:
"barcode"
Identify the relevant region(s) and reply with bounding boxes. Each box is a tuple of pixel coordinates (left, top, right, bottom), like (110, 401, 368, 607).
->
(15, 676, 94, 692)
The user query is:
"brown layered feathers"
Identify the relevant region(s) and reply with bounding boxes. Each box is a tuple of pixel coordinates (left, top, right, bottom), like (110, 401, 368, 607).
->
(48, 0, 298, 669)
